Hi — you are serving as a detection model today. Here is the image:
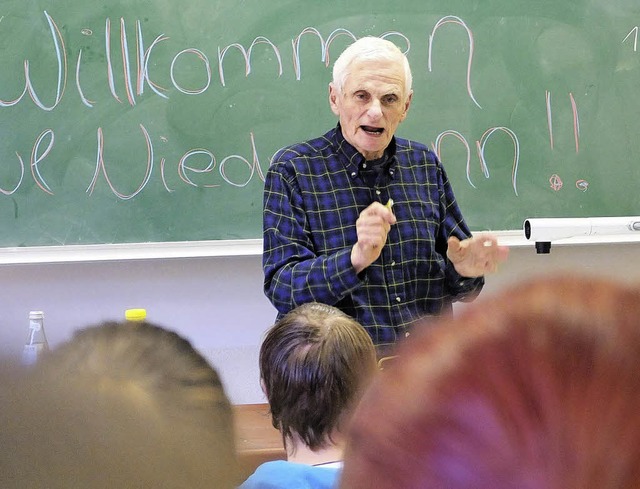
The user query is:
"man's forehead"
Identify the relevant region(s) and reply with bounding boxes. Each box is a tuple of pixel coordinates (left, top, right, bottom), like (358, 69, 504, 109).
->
(346, 59, 405, 89)
(346, 75, 404, 95)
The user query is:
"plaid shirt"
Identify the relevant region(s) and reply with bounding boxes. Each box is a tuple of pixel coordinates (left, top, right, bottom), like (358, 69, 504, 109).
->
(263, 125, 483, 344)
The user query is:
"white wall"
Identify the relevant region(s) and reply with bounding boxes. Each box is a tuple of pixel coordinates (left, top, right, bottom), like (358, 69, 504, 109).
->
(2, 241, 640, 404)
(0, 254, 276, 404)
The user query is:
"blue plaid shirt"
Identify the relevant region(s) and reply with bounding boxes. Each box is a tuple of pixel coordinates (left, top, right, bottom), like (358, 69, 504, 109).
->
(263, 125, 483, 344)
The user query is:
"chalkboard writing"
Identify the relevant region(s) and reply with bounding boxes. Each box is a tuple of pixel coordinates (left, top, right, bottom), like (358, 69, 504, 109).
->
(1, 0, 639, 247)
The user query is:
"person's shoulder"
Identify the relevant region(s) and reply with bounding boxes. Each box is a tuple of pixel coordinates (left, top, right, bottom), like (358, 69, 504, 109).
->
(394, 136, 439, 164)
(238, 460, 290, 487)
(238, 460, 340, 489)
(270, 128, 336, 166)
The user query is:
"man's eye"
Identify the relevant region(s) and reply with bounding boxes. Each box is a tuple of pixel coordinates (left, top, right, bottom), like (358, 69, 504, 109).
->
(383, 95, 398, 105)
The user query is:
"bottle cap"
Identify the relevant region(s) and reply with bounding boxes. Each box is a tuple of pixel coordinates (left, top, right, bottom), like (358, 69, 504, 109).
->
(125, 308, 147, 322)
(29, 311, 44, 320)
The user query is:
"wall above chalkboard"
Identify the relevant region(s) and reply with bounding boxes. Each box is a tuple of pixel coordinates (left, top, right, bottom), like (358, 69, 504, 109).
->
(1, 0, 639, 248)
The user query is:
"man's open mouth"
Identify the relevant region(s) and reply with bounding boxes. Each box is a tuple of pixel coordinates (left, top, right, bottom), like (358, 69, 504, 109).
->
(361, 125, 384, 134)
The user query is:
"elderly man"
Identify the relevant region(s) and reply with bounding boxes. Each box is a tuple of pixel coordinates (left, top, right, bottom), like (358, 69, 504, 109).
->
(262, 36, 508, 347)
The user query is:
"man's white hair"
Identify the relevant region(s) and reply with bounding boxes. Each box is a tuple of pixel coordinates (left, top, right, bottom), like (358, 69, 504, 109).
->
(332, 36, 413, 97)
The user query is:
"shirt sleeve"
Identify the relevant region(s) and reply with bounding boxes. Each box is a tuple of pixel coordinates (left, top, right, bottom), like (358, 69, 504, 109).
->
(262, 158, 361, 315)
(433, 154, 485, 302)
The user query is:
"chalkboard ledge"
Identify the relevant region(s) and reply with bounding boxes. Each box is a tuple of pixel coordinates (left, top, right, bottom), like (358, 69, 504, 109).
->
(0, 232, 639, 264)
(0, 239, 263, 265)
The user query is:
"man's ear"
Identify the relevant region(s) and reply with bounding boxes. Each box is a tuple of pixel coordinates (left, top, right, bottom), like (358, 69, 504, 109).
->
(400, 90, 413, 122)
(329, 83, 340, 116)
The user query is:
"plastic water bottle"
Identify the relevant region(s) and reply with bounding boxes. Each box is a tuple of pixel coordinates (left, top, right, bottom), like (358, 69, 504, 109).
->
(22, 311, 49, 366)
(125, 308, 147, 322)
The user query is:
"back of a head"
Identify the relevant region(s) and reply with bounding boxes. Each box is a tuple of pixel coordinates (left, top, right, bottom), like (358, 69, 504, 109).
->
(0, 321, 239, 488)
(260, 302, 377, 451)
(340, 275, 640, 489)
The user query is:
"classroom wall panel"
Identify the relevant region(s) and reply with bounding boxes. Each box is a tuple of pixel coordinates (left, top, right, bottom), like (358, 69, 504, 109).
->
(2, 244, 640, 404)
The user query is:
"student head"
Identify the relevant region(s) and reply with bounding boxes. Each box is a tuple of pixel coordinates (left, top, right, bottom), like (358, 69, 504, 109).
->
(260, 302, 377, 454)
(329, 36, 413, 160)
(0, 320, 239, 488)
(340, 275, 640, 489)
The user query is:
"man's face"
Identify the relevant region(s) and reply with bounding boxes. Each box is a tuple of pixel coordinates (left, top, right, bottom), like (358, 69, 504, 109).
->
(329, 58, 412, 160)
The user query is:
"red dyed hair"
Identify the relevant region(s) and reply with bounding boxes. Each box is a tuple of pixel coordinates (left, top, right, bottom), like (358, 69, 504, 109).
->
(341, 275, 640, 489)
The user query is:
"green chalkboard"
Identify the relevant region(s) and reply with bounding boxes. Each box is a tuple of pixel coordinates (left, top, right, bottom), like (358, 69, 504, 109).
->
(1, 0, 639, 247)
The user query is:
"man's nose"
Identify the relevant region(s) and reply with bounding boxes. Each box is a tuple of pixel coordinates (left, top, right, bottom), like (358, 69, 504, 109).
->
(366, 99, 383, 119)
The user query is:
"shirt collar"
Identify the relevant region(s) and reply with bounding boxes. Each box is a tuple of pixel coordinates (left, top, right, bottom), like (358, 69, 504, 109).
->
(332, 123, 398, 179)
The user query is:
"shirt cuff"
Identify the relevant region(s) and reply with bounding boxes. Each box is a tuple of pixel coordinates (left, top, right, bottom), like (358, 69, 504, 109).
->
(444, 260, 485, 302)
(325, 247, 363, 298)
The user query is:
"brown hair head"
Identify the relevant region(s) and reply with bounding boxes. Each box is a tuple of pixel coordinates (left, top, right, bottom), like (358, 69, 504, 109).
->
(260, 302, 376, 451)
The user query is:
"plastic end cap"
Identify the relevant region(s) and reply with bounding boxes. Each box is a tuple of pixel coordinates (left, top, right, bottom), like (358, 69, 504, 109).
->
(535, 242, 551, 254)
(125, 308, 147, 321)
